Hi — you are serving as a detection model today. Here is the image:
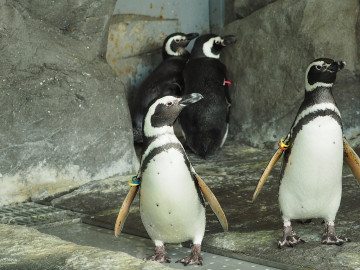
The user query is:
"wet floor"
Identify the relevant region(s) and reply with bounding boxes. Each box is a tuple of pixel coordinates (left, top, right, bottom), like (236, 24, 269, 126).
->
(3, 141, 358, 270)
(39, 223, 280, 270)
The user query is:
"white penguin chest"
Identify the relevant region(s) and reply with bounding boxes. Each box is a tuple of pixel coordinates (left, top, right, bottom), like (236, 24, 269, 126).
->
(279, 116, 343, 220)
(139, 147, 205, 243)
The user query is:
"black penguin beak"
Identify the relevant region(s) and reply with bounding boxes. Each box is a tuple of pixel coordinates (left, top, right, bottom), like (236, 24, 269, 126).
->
(179, 93, 203, 106)
(185, 33, 199, 41)
(222, 35, 237, 46)
(328, 61, 346, 72)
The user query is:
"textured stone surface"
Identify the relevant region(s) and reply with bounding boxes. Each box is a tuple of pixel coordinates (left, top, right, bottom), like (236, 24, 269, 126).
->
(0, 1, 139, 205)
(0, 224, 171, 270)
(63, 141, 360, 270)
(10, 0, 116, 58)
(222, 0, 360, 148)
(233, 0, 278, 19)
(50, 175, 133, 215)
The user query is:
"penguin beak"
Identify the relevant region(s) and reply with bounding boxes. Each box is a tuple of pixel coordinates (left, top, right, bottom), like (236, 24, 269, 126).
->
(185, 33, 199, 41)
(327, 61, 346, 72)
(179, 93, 203, 106)
(222, 35, 237, 46)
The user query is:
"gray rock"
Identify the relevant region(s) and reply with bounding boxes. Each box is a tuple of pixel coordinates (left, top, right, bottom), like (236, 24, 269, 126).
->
(12, 0, 117, 58)
(0, 1, 139, 205)
(0, 224, 171, 270)
(233, 0, 278, 19)
(222, 0, 360, 148)
(51, 175, 135, 215)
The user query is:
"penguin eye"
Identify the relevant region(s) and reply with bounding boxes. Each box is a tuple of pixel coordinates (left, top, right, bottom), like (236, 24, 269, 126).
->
(315, 65, 322, 70)
(166, 101, 173, 106)
(175, 39, 180, 43)
(215, 40, 221, 45)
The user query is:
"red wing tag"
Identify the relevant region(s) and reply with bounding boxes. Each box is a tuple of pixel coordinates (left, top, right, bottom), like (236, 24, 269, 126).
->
(223, 80, 231, 86)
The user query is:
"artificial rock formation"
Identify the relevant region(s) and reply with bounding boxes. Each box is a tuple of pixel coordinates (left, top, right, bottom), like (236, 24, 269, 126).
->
(0, 0, 139, 205)
(222, 0, 360, 148)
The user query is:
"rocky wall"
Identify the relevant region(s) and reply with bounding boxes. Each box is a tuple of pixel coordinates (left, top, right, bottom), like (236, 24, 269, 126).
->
(223, 0, 360, 148)
(0, 0, 139, 206)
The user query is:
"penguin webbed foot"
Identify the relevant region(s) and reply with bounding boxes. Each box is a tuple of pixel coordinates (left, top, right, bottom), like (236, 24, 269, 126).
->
(145, 245, 171, 263)
(278, 225, 305, 248)
(322, 222, 350, 246)
(176, 244, 203, 266)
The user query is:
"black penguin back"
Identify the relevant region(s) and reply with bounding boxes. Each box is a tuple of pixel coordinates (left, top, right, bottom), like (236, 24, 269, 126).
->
(129, 56, 188, 142)
(179, 57, 230, 158)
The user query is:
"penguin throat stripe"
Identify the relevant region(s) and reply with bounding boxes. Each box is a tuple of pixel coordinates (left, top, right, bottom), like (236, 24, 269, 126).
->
(291, 109, 342, 139)
(292, 103, 341, 130)
(140, 143, 189, 174)
(141, 135, 181, 165)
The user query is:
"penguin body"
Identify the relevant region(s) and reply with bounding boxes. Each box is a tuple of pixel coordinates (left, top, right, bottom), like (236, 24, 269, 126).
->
(140, 145, 206, 244)
(115, 94, 229, 264)
(139, 93, 206, 265)
(278, 58, 349, 247)
(179, 34, 236, 158)
(129, 32, 199, 142)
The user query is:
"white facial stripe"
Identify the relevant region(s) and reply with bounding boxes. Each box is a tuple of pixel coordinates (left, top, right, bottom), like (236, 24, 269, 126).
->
(292, 103, 341, 130)
(305, 60, 333, 91)
(165, 35, 185, 56)
(143, 96, 181, 137)
(202, 37, 222, 59)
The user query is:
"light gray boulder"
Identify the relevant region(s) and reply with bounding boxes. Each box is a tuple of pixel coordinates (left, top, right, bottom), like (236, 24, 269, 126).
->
(0, 1, 139, 205)
(222, 0, 360, 148)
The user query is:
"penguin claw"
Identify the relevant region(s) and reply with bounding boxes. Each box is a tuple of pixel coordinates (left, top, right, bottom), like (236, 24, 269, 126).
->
(278, 236, 305, 248)
(176, 255, 203, 266)
(145, 246, 171, 263)
(278, 226, 305, 248)
(322, 235, 350, 246)
(176, 244, 203, 266)
(322, 222, 350, 246)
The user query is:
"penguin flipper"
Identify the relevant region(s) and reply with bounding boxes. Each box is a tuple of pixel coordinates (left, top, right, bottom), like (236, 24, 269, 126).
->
(252, 148, 284, 202)
(194, 173, 228, 232)
(114, 186, 139, 237)
(343, 137, 360, 183)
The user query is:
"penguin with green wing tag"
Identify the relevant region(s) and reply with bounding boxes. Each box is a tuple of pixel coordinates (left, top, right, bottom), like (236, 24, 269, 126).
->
(115, 93, 228, 265)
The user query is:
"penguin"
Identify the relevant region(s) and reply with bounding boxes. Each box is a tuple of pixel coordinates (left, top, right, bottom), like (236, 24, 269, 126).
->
(128, 32, 199, 143)
(253, 58, 359, 248)
(179, 34, 236, 158)
(114, 93, 228, 265)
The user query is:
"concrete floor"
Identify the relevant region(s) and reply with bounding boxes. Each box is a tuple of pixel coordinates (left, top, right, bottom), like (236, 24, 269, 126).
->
(80, 141, 360, 270)
(39, 223, 279, 270)
(2, 141, 359, 270)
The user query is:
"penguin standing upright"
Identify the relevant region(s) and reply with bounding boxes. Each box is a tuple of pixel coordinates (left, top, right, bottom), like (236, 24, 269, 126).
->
(114, 93, 228, 265)
(179, 34, 236, 158)
(253, 58, 356, 248)
(128, 32, 199, 142)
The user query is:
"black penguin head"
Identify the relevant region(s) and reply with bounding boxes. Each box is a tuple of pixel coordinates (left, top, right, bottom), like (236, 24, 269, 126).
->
(143, 93, 203, 138)
(305, 58, 346, 92)
(190, 34, 237, 59)
(162, 32, 199, 59)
